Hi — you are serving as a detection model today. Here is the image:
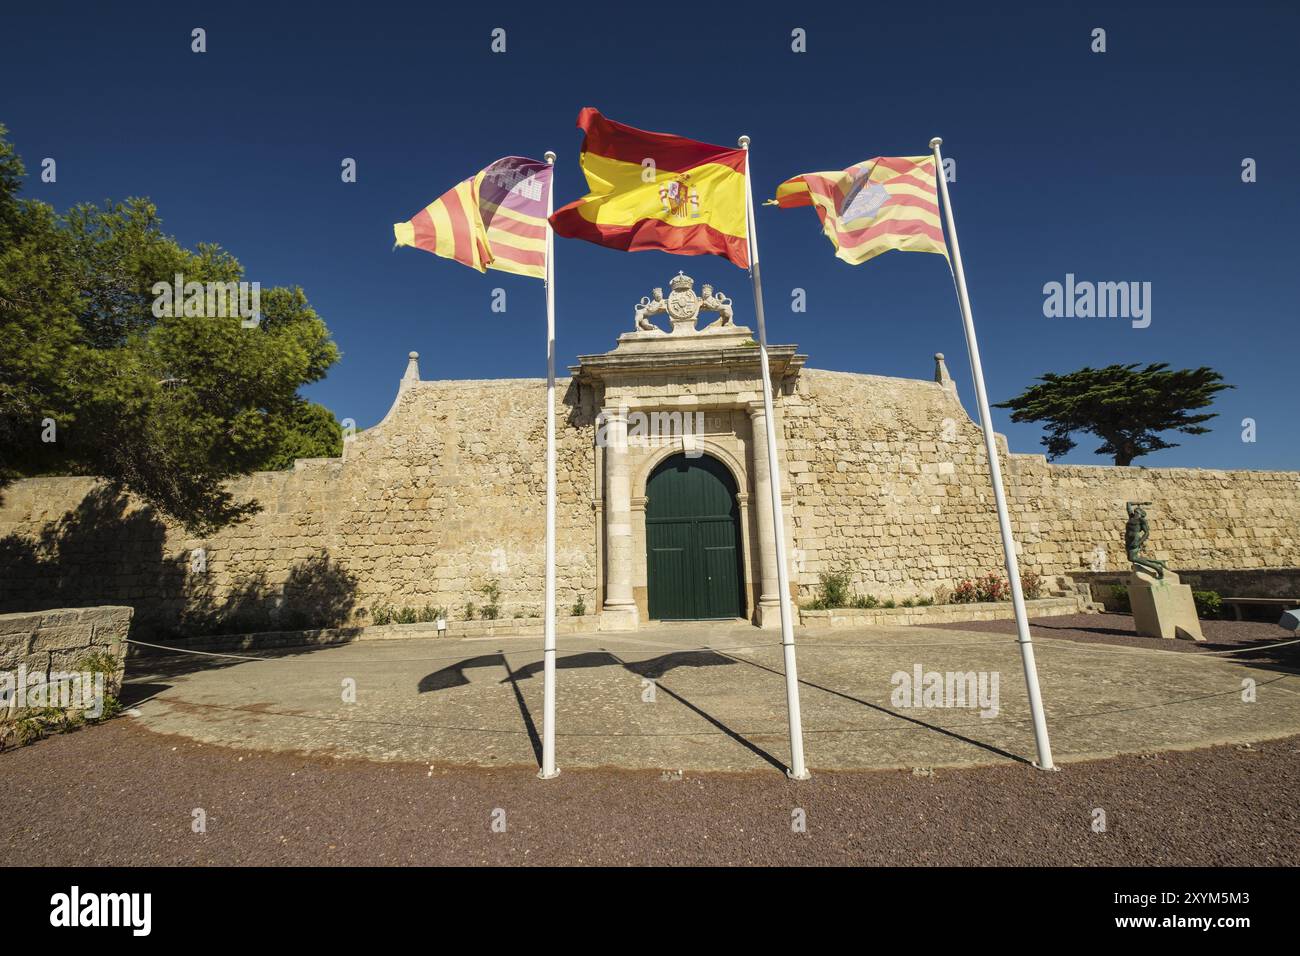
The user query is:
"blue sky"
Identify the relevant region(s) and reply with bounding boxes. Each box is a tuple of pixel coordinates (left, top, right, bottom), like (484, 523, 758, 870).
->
(3, 0, 1297, 468)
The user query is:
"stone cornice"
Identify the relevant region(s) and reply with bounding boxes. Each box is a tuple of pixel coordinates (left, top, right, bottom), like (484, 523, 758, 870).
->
(571, 342, 806, 388)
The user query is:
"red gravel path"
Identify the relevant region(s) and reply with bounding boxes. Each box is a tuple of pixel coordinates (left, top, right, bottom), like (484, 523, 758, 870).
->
(2, 719, 1297, 866)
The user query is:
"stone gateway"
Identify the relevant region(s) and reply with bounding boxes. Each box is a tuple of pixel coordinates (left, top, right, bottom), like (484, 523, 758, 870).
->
(2, 273, 1299, 637)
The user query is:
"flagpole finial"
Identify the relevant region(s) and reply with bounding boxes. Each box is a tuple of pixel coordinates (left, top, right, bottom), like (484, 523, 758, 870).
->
(929, 137, 943, 149)
(544, 151, 556, 164)
(738, 135, 751, 149)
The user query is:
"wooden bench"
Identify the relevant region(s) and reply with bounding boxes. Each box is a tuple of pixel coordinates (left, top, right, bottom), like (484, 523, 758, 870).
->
(1220, 597, 1300, 621)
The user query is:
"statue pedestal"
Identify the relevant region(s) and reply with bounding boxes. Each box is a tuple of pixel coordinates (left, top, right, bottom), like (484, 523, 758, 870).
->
(1128, 569, 1204, 641)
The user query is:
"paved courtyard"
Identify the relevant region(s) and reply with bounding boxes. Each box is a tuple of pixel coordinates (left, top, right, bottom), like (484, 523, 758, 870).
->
(123, 621, 1300, 773)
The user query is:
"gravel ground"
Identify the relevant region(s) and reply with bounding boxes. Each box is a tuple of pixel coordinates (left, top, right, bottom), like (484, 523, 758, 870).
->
(2, 718, 1297, 866)
(925, 613, 1300, 669)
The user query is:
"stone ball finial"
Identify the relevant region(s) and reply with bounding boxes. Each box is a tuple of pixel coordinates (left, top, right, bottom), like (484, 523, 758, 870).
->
(934, 352, 954, 389)
(402, 351, 421, 383)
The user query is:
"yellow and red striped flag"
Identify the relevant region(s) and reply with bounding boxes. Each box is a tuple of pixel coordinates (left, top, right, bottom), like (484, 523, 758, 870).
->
(394, 156, 553, 278)
(550, 108, 749, 269)
(770, 157, 947, 265)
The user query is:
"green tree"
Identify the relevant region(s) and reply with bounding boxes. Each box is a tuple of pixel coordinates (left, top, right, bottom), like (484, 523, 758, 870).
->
(0, 125, 342, 534)
(995, 363, 1231, 466)
(259, 399, 344, 471)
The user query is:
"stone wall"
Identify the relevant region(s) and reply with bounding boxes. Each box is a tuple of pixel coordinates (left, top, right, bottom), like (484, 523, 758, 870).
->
(783, 368, 1300, 601)
(800, 596, 1081, 629)
(0, 606, 131, 704)
(0, 376, 597, 637)
(1006, 457, 1300, 578)
(0, 360, 1297, 633)
(784, 368, 1009, 600)
(1073, 568, 1300, 600)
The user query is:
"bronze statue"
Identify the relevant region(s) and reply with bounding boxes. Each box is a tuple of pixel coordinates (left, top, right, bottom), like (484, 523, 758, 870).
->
(1125, 501, 1167, 579)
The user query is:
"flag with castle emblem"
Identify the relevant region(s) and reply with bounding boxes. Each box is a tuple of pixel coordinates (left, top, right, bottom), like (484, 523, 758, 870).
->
(394, 156, 553, 278)
(770, 156, 947, 265)
(549, 108, 750, 269)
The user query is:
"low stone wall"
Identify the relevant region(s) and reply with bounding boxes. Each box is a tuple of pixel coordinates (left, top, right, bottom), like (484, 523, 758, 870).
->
(798, 596, 1082, 629)
(1074, 568, 1300, 601)
(0, 606, 131, 708)
(130, 614, 601, 656)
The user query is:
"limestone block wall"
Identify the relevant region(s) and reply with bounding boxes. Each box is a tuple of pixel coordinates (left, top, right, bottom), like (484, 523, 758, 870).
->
(0, 361, 1297, 631)
(784, 368, 1009, 599)
(0, 378, 598, 636)
(783, 368, 1300, 601)
(0, 605, 131, 697)
(1005, 457, 1300, 578)
(332, 377, 598, 619)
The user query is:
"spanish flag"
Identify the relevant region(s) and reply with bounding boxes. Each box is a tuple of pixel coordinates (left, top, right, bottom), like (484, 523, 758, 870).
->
(771, 157, 947, 265)
(394, 156, 553, 279)
(549, 108, 749, 269)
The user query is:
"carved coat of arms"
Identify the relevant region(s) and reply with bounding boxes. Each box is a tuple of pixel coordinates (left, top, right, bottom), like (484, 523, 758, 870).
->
(667, 274, 699, 324)
(634, 272, 733, 334)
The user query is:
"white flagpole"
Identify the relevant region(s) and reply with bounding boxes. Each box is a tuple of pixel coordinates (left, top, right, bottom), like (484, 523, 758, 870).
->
(929, 137, 1055, 771)
(739, 135, 810, 780)
(539, 150, 560, 779)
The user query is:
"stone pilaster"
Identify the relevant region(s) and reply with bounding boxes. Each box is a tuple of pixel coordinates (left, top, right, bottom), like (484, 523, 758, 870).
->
(748, 402, 782, 628)
(600, 406, 640, 631)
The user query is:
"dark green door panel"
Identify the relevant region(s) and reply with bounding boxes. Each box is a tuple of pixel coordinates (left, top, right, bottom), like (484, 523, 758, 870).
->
(647, 521, 693, 620)
(697, 518, 743, 619)
(645, 454, 745, 620)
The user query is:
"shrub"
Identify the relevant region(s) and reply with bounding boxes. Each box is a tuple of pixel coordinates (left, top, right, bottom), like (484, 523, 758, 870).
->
(974, 573, 1009, 603)
(93, 695, 123, 722)
(11, 707, 72, 748)
(916, 596, 934, 607)
(1193, 590, 1222, 620)
(371, 604, 395, 626)
(951, 579, 979, 604)
(881, 598, 896, 609)
(78, 650, 122, 697)
(951, 575, 1013, 604)
(850, 594, 879, 609)
(571, 594, 586, 617)
(1111, 584, 1131, 613)
(1, 652, 124, 751)
(901, 598, 916, 608)
(395, 607, 418, 625)
(818, 571, 853, 609)
(463, 602, 476, 621)
(479, 579, 502, 620)
(1020, 570, 1043, 600)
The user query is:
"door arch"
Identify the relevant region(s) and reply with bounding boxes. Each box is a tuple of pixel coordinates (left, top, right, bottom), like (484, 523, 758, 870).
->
(644, 453, 746, 620)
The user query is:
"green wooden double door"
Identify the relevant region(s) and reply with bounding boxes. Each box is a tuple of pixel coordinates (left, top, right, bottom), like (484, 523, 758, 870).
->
(645, 454, 746, 620)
